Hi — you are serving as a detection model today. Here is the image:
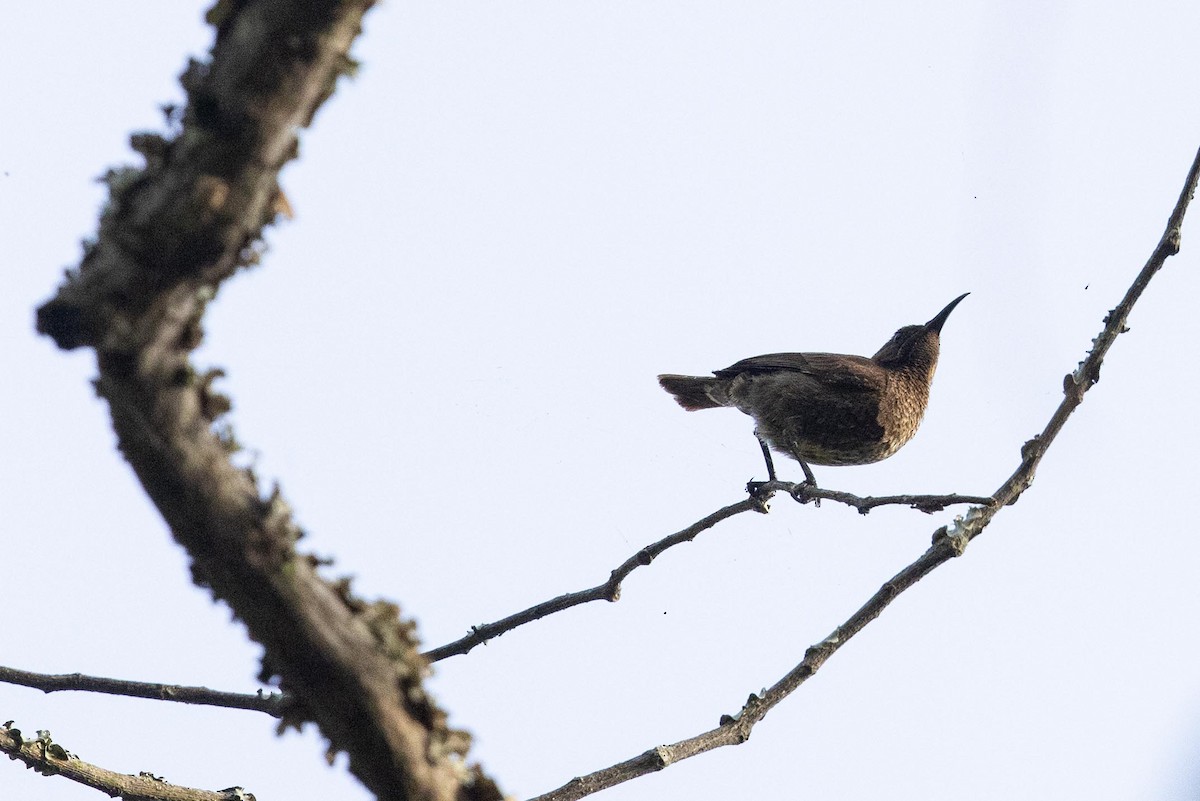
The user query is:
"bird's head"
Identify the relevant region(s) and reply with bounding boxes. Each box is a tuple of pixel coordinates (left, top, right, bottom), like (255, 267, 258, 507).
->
(872, 293, 969, 371)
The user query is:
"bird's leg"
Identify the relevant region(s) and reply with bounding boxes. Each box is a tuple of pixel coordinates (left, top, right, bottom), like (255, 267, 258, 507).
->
(788, 444, 820, 505)
(746, 431, 777, 498)
(756, 432, 778, 481)
(794, 455, 816, 486)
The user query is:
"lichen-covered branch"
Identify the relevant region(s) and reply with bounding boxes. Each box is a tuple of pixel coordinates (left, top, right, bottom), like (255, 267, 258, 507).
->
(34, 3, 498, 800)
(0, 721, 238, 801)
(527, 146, 1200, 801)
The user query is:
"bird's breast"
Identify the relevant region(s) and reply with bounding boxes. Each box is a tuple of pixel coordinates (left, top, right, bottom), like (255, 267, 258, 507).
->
(729, 368, 933, 466)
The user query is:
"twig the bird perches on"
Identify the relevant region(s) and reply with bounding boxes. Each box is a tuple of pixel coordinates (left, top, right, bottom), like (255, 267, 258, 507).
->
(753, 479, 994, 513)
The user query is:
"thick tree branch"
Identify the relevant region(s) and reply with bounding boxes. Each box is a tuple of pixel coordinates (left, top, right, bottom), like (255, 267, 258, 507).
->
(0, 721, 241, 801)
(34, 4, 499, 801)
(528, 146, 1200, 801)
(0, 666, 283, 717)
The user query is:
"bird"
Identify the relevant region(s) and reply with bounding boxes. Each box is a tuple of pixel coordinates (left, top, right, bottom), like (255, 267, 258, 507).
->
(657, 293, 968, 489)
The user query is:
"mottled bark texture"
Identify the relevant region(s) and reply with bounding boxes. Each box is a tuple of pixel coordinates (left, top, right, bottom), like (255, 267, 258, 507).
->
(36, 3, 500, 801)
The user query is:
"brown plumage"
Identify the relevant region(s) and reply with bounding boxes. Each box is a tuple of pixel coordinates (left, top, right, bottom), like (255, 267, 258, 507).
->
(658, 293, 968, 486)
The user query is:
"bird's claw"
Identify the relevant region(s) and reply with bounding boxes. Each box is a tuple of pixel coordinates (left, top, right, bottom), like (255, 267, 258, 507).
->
(789, 481, 821, 506)
(746, 480, 773, 499)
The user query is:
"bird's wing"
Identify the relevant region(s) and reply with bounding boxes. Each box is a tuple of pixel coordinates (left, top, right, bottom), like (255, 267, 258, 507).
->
(714, 352, 883, 392)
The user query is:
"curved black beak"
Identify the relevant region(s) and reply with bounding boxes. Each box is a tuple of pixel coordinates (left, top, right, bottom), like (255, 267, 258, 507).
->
(925, 293, 970, 333)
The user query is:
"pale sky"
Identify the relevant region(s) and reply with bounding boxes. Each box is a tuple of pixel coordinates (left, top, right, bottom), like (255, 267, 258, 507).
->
(5, 3, 1200, 800)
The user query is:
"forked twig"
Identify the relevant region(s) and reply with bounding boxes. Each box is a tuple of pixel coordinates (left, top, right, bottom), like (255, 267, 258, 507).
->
(425, 483, 989, 662)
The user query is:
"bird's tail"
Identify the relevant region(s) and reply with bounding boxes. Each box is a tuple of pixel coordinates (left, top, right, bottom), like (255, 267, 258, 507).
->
(657, 374, 727, 411)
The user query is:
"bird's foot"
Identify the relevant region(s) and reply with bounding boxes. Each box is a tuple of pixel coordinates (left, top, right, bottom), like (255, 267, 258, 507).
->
(789, 481, 821, 507)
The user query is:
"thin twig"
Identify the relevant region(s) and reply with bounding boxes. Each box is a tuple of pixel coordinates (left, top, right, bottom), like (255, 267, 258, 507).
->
(0, 665, 284, 717)
(424, 497, 767, 662)
(527, 144, 1200, 801)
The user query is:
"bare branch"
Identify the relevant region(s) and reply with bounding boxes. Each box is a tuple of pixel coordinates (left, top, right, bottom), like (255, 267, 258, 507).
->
(0, 721, 242, 801)
(987, 144, 1200, 513)
(0, 665, 283, 717)
(527, 146, 1200, 801)
(424, 497, 767, 662)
